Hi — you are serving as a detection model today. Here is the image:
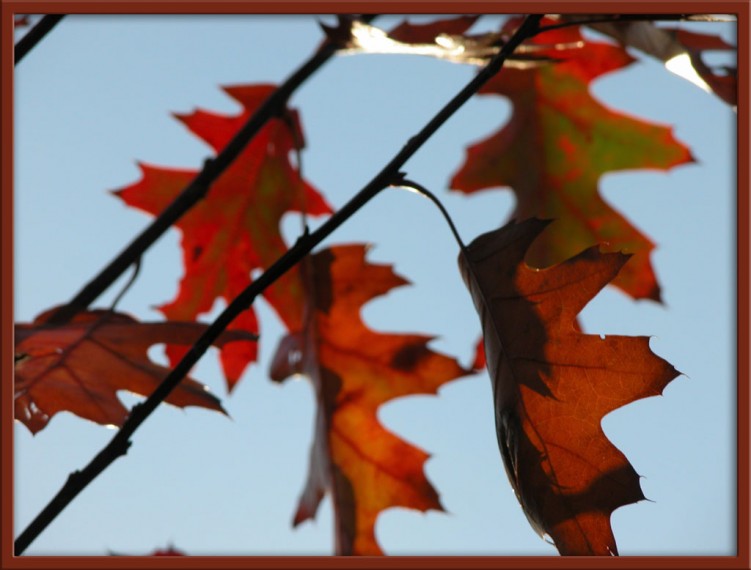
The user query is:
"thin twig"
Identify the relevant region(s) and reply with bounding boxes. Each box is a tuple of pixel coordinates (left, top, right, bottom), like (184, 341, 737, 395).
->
(45, 15, 376, 326)
(392, 177, 468, 253)
(14, 14, 543, 555)
(14, 14, 64, 64)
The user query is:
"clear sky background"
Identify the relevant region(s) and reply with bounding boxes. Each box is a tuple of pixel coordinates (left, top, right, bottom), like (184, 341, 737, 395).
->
(13, 14, 737, 556)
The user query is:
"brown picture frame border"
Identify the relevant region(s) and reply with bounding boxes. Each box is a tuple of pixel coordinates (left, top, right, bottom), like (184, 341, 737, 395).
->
(2, 2, 748, 569)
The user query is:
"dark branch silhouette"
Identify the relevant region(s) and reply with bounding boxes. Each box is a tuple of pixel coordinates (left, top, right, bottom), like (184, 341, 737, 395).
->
(15, 15, 64, 64)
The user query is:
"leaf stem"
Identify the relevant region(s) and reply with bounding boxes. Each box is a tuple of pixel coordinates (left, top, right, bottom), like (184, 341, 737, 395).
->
(45, 16, 375, 326)
(14, 14, 542, 555)
(391, 177, 468, 253)
(14, 14, 64, 64)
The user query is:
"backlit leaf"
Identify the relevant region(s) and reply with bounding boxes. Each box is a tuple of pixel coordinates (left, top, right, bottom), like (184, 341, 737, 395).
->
(114, 84, 332, 389)
(452, 19, 694, 301)
(270, 245, 470, 555)
(459, 218, 679, 555)
(14, 307, 254, 433)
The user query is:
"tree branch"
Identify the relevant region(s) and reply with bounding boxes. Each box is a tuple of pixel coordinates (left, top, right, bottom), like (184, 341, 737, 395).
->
(14, 14, 543, 554)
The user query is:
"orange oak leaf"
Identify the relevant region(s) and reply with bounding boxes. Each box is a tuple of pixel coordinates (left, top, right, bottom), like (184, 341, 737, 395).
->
(14, 307, 255, 434)
(451, 18, 693, 302)
(114, 84, 332, 389)
(270, 245, 470, 555)
(458, 218, 679, 555)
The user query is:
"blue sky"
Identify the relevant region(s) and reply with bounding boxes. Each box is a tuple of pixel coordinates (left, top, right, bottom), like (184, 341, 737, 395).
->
(13, 14, 737, 556)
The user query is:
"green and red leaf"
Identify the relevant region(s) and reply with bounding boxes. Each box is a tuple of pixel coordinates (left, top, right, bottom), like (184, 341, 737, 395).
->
(451, 19, 694, 301)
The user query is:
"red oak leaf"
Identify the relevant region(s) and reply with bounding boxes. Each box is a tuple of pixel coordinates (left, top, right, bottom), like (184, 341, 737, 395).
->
(451, 18, 693, 302)
(14, 307, 254, 434)
(270, 245, 470, 555)
(459, 218, 679, 555)
(114, 84, 332, 389)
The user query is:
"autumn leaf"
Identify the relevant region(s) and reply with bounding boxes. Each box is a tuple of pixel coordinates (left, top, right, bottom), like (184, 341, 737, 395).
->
(109, 545, 186, 556)
(570, 18, 737, 106)
(329, 15, 479, 63)
(149, 547, 185, 556)
(668, 27, 737, 105)
(14, 14, 30, 28)
(471, 337, 486, 371)
(340, 16, 550, 67)
(270, 245, 470, 555)
(387, 15, 479, 44)
(14, 307, 255, 434)
(451, 18, 694, 301)
(114, 84, 333, 389)
(458, 218, 679, 555)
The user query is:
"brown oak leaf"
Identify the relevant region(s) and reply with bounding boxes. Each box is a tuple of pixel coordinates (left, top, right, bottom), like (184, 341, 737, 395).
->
(15, 307, 255, 434)
(458, 218, 679, 555)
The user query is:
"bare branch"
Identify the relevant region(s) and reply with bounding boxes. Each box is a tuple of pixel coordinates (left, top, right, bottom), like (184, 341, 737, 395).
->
(14, 14, 64, 64)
